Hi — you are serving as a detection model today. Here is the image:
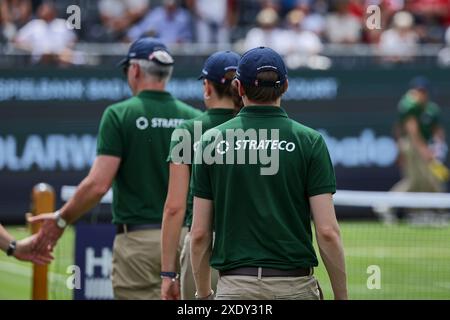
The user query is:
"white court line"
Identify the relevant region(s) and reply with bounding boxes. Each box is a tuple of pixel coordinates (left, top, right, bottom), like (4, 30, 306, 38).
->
(60, 186, 450, 208)
(334, 190, 450, 208)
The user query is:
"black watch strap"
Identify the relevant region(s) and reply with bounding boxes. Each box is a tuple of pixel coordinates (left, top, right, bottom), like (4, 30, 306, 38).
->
(6, 240, 17, 256)
(160, 271, 179, 279)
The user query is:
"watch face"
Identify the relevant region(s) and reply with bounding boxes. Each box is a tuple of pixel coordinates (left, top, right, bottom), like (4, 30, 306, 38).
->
(57, 218, 67, 228)
(7, 241, 16, 256)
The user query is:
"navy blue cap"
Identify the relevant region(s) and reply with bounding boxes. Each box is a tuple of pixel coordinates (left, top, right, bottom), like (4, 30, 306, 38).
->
(198, 51, 240, 84)
(118, 37, 174, 67)
(409, 76, 430, 91)
(236, 47, 287, 88)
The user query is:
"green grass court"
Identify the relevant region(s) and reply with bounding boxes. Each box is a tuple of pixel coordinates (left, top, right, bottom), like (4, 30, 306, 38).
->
(1, 222, 449, 300)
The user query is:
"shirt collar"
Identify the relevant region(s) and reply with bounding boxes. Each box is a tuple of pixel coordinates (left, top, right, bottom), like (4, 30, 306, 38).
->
(137, 90, 173, 99)
(237, 105, 288, 118)
(206, 108, 235, 115)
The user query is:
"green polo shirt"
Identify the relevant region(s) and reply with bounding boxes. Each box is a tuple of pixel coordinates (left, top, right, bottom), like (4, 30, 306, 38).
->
(97, 90, 202, 225)
(398, 93, 440, 142)
(191, 106, 336, 271)
(167, 108, 235, 227)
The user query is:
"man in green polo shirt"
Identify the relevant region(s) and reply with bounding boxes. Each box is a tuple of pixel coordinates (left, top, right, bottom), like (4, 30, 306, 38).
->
(395, 76, 447, 193)
(190, 47, 347, 300)
(375, 76, 448, 224)
(29, 38, 201, 299)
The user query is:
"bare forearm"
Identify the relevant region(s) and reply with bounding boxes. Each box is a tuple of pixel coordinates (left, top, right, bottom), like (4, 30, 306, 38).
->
(433, 127, 445, 142)
(317, 234, 347, 299)
(410, 133, 430, 154)
(0, 225, 14, 252)
(190, 233, 212, 296)
(60, 177, 108, 224)
(161, 208, 186, 272)
(405, 122, 433, 161)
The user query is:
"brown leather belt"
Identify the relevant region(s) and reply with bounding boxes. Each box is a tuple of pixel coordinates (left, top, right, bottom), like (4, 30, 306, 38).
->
(219, 267, 312, 277)
(116, 224, 161, 234)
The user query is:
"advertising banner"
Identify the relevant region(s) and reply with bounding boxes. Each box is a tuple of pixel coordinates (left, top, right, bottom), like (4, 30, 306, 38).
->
(73, 223, 115, 300)
(1, 66, 449, 221)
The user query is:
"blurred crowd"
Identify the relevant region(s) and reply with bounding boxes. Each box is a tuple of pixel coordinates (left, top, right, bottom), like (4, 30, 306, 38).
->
(1, 0, 450, 65)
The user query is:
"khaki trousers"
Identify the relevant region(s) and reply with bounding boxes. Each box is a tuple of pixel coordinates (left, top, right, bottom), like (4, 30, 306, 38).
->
(180, 232, 219, 300)
(393, 137, 443, 193)
(215, 274, 321, 300)
(112, 227, 187, 300)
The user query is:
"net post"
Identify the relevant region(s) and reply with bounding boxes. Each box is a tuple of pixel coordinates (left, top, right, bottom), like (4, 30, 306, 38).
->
(31, 183, 55, 300)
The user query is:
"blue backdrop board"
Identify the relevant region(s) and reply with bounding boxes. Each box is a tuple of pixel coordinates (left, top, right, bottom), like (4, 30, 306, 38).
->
(74, 223, 115, 300)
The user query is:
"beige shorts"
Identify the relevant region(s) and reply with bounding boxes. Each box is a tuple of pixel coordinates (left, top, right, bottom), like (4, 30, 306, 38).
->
(112, 227, 186, 300)
(215, 273, 321, 300)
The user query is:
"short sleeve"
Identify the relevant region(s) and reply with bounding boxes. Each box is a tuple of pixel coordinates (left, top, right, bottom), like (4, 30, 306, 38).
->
(97, 108, 123, 158)
(191, 138, 213, 200)
(397, 95, 418, 122)
(16, 21, 35, 44)
(166, 123, 192, 164)
(398, 102, 413, 121)
(306, 135, 336, 197)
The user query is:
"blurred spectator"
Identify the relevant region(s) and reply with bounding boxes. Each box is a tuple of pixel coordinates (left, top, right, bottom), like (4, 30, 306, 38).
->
(280, 0, 300, 16)
(406, 0, 450, 18)
(186, 0, 237, 48)
(325, 0, 362, 43)
(233, 0, 261, 33)
(260, 0, 281, 11)
(127, 0, 192, 44)
(410, 0, 449, 43)
(296, 0, 327, 37)
(438, 26, 450, 66)
(31, 0, 42, 11)
(379, 11, 419, 62)
(98, 0, 149, 41)
(14, 1, 77, 64)
(0, 0, 32, 42)
(243, 7, 285, 51)
(415, 14, 446, 43)
(348, 0, 365, 19)
(2, 0, 448, 57)
(282, 9, 323, 55)
(363, 0, 398, 44)
(281, 8, 330, 69)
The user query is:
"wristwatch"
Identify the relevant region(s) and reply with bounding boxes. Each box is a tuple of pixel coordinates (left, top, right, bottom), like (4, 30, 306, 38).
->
(160, 271, 180, 282)
(54, 210, 67, 229)
(6, 240, 17, 256)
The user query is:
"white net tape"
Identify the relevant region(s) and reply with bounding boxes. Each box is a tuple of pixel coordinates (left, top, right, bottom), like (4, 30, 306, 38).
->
(61, 186, 450, 209)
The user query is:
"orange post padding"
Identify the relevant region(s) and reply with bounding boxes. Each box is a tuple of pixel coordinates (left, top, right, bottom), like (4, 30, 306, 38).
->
(31, 183, 55, 300)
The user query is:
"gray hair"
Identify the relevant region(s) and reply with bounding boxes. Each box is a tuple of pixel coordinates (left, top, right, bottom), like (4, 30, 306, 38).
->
(130, 59, 173, 83)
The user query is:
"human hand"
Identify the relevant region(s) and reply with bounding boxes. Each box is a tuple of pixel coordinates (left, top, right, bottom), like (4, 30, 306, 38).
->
(28, 212, 64, 254)
(419, 145, 435, 163)
(14, 234, 54, 265)
(161, 277, 181, 300)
